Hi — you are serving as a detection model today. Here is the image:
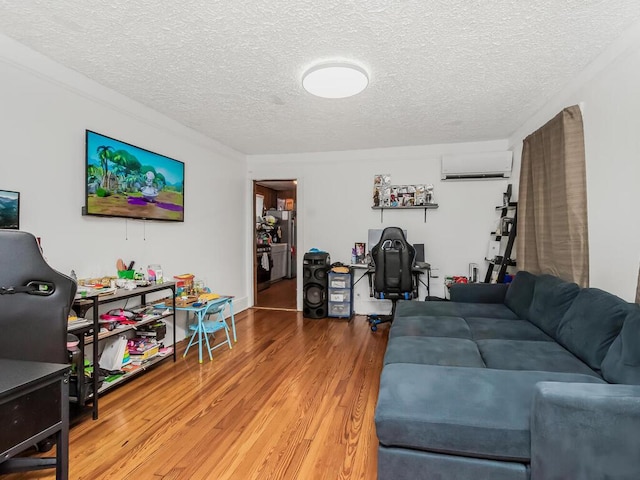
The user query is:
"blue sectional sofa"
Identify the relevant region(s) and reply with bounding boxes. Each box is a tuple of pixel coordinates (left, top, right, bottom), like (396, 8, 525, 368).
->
(375, 271, 640, 480)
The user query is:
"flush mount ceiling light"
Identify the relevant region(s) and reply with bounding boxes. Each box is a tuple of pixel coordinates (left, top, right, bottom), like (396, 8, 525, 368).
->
(302, 63, 369, 99)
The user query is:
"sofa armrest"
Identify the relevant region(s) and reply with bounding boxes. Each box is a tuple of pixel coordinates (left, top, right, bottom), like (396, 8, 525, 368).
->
(531, 382, 640, 480)
(449, 283, 508, 303)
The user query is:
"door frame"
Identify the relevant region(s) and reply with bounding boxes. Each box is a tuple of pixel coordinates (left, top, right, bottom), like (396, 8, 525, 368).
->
(253, 179, 298, 308)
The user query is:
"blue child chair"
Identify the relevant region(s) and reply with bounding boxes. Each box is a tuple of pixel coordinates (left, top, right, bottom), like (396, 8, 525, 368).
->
(183, 301, 232, 363)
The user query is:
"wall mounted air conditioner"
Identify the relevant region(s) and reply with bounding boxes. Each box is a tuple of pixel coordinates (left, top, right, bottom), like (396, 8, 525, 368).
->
(441, 151, 513, 180)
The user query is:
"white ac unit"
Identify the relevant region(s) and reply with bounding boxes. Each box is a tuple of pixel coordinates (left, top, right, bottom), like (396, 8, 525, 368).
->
(441, 151, 513, 180)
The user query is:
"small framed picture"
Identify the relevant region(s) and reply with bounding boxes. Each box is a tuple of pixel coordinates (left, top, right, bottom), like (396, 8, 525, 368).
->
(0, 190, 19, 230)
(285, 198, 295, 210)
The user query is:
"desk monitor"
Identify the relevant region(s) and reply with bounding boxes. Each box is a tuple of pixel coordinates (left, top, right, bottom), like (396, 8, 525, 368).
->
(367, 228, 408, 254)
(413, 243, 431, 269)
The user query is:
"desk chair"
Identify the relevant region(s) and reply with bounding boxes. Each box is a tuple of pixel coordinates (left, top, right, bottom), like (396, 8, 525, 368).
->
(183, 302, 232, 363)
(0, 230, 76, 478)
(0, 231, 76, 363)
(367, 227, 416, 332)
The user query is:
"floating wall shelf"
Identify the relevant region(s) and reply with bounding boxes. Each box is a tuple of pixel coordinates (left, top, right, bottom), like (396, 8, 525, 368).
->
(371, 203, 439, 222)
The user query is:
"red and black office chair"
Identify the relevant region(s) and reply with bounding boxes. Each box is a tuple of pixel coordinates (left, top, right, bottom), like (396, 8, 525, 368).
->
(367, 227, 416, 331)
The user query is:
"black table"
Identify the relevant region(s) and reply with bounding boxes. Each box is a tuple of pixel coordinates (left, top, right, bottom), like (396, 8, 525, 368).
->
(0, 358, 70, 479)
(351, 263, 431, 299)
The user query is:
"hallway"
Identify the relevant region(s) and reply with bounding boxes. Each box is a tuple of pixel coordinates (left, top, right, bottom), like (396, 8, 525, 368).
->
(256, 277, 297, 310)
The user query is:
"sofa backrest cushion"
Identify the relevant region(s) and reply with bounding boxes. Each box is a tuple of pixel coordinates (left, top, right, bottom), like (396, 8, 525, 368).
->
(528, 274, 580, 337)
(601, 306, 640, 384)
(449, 283, 509, 303)
(556, 288, 630, 370)
(504, 271, 537, 318)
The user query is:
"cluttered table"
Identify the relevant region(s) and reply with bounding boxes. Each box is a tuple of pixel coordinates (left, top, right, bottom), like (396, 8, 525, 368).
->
(170, 295, 236, 363)
(172, 295, 236, 340)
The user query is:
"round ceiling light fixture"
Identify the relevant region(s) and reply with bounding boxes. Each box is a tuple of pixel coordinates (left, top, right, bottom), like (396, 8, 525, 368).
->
(302, 63, 369, 99)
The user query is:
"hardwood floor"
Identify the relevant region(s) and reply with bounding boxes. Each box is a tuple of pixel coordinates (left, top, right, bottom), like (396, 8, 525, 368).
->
(7, 309, 388, 480)
(256, 277, 297, 310)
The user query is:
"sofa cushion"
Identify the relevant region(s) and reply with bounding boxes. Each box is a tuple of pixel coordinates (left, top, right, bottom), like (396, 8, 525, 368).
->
(504, 271, 537, 319)
(395, 300, 453, 317)
(395, 300, 518, 320)
(384, 337, 484, 367)
(477, 339, 600, 377)
(556, 288, 631, 371)
(601, 306, 640, 384)
(449, 283, 509, 303)
(375, 364, 604, 462)
(389, 316, 471, 340)
(466, 317, 552, 342)
(378, 447, 529, 480)
(452, 302, 520, 320)
(528, 274, 580, 337)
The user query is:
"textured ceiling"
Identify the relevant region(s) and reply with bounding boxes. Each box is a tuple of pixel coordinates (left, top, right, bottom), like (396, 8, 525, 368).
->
(1, 1, 640, 155)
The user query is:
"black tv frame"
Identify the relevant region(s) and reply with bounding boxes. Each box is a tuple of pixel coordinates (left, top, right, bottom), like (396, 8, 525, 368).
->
(84, 130, 185, 223)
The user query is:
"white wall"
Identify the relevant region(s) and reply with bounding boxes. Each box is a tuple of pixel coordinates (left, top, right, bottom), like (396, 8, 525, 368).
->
(0, 35, 250, 340)
(248, 141, 513, 313)
(509, 21, 640, 301)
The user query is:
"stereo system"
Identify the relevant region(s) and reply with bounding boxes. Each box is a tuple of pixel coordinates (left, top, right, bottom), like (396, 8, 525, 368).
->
(303, 251, 331, 319)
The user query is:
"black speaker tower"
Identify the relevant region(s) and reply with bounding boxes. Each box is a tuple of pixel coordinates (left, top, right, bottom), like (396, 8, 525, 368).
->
(303, 251, 331, 319)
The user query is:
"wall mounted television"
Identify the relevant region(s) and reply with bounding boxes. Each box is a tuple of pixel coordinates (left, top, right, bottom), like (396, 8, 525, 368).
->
(85, 130, 184, 222)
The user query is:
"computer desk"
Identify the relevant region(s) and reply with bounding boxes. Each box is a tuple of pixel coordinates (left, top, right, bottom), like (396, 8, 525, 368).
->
(0, 359, 70, 479)
(350, 262, 431, 300)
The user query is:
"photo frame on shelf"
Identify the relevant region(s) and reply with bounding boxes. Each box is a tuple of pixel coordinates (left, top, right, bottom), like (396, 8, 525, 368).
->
(0, 189, 20, 229)
(371, 175, 436, 209)
(373, 173, 391, 207)
(354, 242, 366, 263)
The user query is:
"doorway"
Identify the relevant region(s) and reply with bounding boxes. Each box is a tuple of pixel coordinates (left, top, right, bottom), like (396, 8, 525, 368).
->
(254, 179, 297, 310)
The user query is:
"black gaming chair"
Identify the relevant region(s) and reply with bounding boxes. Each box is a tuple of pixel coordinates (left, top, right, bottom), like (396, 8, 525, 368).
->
(0, 230, 76, 364)
(367, 227, 416, 331)
(0, 230, 76, 475)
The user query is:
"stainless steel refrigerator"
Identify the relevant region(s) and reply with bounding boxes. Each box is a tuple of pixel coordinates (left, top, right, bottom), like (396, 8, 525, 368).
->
(266, 210, 296, 278)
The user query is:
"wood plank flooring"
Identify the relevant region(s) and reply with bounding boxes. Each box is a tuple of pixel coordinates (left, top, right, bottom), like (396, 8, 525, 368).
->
(7, 309, 388, 480)
(256, 278, 297, 310)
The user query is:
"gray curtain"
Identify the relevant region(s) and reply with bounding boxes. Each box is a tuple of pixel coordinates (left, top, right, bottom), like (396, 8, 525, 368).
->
(517, 105, 589, 287)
